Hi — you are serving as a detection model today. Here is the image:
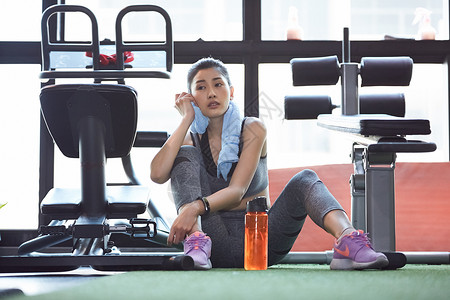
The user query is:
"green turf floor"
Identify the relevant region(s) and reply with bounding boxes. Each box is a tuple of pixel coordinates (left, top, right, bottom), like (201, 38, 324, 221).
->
(8, 264, 450, 300)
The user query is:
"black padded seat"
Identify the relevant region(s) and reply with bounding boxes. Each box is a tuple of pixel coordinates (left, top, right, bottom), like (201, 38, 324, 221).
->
(317, 114, 436, 153)
(40, 188, 82, 219)
(106, 186, 149, 218)
(317, 114, 431, 136)
(41, 186, 149, 219)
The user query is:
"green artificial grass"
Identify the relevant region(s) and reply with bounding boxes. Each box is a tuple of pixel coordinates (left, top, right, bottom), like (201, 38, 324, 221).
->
(9, 264, 450, 300)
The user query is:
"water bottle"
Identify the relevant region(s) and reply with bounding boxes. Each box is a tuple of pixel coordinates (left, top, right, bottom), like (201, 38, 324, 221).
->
(244, 196, 268, 270)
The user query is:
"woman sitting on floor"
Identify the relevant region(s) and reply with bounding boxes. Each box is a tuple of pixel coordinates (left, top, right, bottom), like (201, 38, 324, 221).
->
(150, 57, 388, 270)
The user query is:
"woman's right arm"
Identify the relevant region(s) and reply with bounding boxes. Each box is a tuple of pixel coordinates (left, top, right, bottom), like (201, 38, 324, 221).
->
(150, 93, 196, 184)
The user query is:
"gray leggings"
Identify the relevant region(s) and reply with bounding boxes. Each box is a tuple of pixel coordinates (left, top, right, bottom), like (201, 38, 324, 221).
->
(170, 146, 344, 268)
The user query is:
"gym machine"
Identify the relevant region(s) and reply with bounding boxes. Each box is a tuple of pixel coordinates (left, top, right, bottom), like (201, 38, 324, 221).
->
(283, 28, 449, 266)
(0, 4, 193, 272)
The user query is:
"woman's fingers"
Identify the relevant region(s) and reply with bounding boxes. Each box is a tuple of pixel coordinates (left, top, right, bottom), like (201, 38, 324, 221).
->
(167, 219, 187, 245)
(174, 93, 196, 121)
(167, 227, 181, 246)
(174, 93, 187, 108)
(167, 230, 174, 246)
(175, 92, 194, 103)
(175, 92, 190, 102)
(168, 228, 187, 246)
(167, 203, 199, 245)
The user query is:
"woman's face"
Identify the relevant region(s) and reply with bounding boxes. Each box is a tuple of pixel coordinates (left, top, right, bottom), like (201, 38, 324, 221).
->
(191, 67, 234, 119)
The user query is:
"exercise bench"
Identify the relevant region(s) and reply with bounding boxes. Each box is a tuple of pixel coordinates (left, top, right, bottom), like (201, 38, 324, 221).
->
(317, 113, 435, 252)
(284, 28, 449, 266)
(0, 4, 192, 272)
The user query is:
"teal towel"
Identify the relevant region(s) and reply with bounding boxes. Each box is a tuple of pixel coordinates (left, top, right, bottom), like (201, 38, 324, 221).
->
(190, 101, 242, 180)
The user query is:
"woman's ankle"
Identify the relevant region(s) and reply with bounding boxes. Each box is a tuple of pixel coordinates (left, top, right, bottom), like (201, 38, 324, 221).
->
(337, 227, 356, 243)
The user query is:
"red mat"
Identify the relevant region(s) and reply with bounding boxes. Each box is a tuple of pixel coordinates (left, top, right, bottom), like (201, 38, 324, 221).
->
(268, 162, 450, 252)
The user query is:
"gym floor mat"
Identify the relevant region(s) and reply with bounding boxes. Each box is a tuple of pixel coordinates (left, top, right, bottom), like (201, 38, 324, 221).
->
(3, 264, 449, 300)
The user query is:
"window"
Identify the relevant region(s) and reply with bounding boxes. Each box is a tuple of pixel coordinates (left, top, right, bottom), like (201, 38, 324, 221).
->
(262, 0, 448, 40)
(259, 63, 351, 169)
(0, 1, 41, 41)
(65, 0, 243, 41)
(260, 63, 449, 169)
(0, 65, 41, 229)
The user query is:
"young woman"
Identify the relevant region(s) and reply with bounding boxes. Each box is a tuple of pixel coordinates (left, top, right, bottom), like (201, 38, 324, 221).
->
(150, 57, 388, 270)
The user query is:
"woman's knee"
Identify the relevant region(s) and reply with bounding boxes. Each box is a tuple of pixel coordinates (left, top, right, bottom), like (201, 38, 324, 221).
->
(177, 145, 201, 159)
(172, 145, 202, 169)
(287, 169, 320, 191)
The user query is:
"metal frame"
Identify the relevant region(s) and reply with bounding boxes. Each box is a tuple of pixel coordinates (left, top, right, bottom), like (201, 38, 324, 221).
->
(0, 3, 197, 272)
(333, 128, 449, 265)
(284, 28, 449, 266)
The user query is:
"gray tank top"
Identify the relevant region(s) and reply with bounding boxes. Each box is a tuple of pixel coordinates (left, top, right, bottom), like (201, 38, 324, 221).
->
(190, 118, 268, 198)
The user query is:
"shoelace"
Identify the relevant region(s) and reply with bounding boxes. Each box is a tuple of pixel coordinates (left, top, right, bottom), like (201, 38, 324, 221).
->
(185, 233, 210, 252)
(350, 230, 374, 249)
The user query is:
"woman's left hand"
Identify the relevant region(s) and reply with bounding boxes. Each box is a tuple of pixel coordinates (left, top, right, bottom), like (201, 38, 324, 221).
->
(167, 200, 203, 246)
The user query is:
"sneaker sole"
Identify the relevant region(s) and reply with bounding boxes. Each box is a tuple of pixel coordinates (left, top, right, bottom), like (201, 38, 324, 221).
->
(194, 259, 212, 270)
(330, 255, 389, 270)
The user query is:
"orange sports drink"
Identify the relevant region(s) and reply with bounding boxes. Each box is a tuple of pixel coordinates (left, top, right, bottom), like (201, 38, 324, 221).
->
(244, 196, 268, 270)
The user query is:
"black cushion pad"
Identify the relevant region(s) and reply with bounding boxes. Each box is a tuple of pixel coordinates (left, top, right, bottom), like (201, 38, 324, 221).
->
(317, 114, 431, 136)
(41, 186, 148, 219)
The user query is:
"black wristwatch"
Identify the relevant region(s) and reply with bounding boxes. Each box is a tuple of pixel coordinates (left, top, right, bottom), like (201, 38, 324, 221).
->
(198, 197, 210, 215)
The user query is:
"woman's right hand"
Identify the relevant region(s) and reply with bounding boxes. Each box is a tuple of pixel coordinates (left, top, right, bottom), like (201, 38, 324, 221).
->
(174, 92, 196, 123)
(167, 200, 203, 246)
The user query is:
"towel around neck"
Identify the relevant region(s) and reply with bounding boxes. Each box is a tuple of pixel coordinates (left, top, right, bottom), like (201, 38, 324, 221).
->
(190, 101, 242, 180)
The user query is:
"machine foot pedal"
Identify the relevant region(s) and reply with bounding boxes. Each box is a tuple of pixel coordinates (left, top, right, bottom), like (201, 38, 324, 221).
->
(128, 218, 156, 239)
(163, 255, 194, 270)
(382, 252, 407, 270)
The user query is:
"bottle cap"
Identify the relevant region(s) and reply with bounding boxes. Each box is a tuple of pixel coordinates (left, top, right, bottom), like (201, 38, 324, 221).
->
(246, 196, 268, 212)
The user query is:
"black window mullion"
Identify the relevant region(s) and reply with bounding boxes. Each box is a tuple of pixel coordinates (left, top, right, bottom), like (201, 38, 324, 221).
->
(243, 0, 261, 117)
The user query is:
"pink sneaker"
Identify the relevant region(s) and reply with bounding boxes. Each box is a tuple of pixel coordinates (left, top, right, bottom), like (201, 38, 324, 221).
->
(184, 231, 212, 270)
(330, 230, 389, 270)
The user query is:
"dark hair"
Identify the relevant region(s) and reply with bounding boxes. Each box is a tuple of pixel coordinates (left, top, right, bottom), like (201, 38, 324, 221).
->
(187, 57, 232, 93)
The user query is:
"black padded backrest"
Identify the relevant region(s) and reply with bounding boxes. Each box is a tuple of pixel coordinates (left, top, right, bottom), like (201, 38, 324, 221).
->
(40, 84, 138, 158)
